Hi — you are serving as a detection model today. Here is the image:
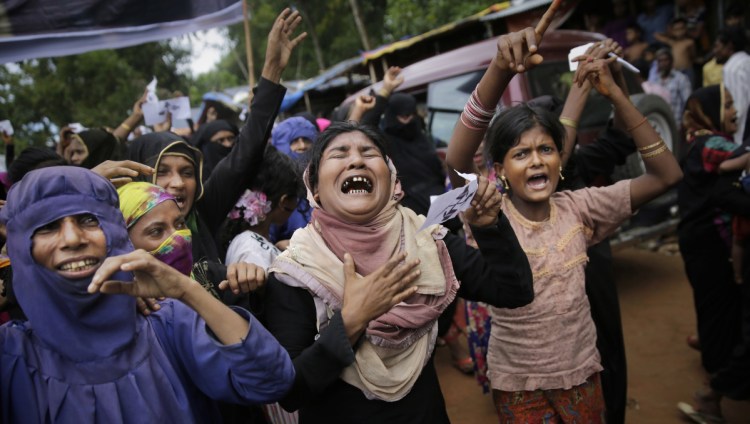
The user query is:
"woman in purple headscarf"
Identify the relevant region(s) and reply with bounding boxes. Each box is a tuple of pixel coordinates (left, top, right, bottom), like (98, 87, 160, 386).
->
(0, 166, 294, 423)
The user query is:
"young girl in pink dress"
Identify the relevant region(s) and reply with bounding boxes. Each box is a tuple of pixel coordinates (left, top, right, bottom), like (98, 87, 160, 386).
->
(446, 2, 683, 420)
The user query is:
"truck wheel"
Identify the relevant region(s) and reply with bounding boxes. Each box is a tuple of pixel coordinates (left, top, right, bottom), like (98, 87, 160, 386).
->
(611, 93, 679, 181)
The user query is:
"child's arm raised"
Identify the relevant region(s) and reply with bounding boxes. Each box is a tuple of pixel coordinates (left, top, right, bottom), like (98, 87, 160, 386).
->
(446, 0, 561, 188)
(573, 57, 683, 211)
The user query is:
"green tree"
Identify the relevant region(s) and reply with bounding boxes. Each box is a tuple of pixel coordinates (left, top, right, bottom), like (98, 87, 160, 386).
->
(384, 0, 490, 42)
(0, 41, 190, 149)
(200, 0, 387, 90)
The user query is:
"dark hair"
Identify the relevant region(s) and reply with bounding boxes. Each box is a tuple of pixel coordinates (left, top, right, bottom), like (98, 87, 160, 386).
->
(717, 27, 747, 52)
(219, 145, 304, 250)
(306, 121, 389, 192)
(626, 23, 644, 35)
(484, 104, 565, 164)
(8, 147, 66, 184)
(655, 47, 673, 60)
(253, 145, 304, 208)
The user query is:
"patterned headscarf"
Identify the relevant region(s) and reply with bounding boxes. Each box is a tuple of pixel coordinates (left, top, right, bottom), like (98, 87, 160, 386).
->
(117, 182, 177, 229)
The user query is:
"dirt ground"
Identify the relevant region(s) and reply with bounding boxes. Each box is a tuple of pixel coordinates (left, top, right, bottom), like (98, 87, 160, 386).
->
(435, 245, 750, 423)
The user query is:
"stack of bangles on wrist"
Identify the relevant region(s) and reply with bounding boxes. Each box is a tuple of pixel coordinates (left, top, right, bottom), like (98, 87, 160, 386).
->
(559, 117, 578, 129)
(638, 138, 668, 159)
(460, 89, 495, 130)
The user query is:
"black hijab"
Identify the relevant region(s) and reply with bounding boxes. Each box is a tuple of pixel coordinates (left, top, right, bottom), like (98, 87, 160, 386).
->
(78, 128, 121, 169)
(191, 120, 238, 180)
(383, 93, 422, 141)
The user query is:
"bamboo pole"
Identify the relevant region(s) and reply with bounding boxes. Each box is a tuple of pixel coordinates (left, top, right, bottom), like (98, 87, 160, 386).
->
(242, 0, 255, 106)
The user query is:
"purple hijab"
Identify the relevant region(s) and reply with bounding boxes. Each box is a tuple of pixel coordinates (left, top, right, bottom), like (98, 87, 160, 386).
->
(0, 167, 297, 422)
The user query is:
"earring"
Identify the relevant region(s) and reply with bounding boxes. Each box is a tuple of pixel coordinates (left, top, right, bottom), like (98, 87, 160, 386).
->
(500, 176, 510, 192)
(559, 166, 565, 181)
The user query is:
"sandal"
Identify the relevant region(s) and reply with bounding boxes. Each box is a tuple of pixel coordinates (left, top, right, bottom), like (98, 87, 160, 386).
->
(442, 323, 474, 374)
(677, 402, 726, 424)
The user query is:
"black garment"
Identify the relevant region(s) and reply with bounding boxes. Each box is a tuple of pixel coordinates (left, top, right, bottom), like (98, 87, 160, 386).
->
(560, 125, 635, 424)
(190, 119, 239, 180)
(361, 94, 446, 217)
(128, 77, 285, 265)
(78, 128, 122, 169)
(710, 236, 750, 400)
(677, 133, 750, 373)
(7, 147, 65, 185)
(264, 213, 533, 424)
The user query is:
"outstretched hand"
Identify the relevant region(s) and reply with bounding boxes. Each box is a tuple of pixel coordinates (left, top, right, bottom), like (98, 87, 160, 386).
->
(89, 250, 196, 300)
(464, 175, 502, 228)
(340, 252, 420, 339)
(91, 160, 154, 187)
(494, 0, 561, 73)
(262, 8, 308, 83)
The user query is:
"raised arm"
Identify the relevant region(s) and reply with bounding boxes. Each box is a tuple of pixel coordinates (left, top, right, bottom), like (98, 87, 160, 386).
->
(112, 90, 147, 142)
(446, 0, 561, 188)
(200, 8, 306, 233)
(358, 66, 404, 126)
(573, 56, 683, 211)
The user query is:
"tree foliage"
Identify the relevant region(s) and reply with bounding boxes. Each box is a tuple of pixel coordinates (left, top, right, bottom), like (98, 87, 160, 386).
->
(0, 1, 494, 149)
(384, 0, 490, 42)
(0, 42, 190, 148)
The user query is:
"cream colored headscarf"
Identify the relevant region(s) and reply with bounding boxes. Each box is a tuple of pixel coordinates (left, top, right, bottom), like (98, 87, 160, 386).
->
(270, 158, 459, 401)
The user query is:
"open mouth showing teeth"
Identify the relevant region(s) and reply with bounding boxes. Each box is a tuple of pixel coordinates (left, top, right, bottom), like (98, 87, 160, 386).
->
(527, 174, 548, 189)
(58, 258, 99, 272)
(341, 176, 373, 194)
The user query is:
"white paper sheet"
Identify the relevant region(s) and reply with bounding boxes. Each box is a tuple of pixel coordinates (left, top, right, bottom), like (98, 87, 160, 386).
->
(419, 171, 478, 231)
(568, 42, 640, 73)
(142, 96, 191, 125)
(0, 120, 13, 136)
(146, 77, 159, 104)
(68, 122, 87, 133)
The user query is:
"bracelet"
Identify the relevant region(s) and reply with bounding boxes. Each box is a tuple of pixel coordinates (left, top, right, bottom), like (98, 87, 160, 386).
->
(120, 123, 132, 131)
(640, 144, 668, 159)
(461, 88, 495, 130)
(559, 117, 578, 129)
(637, 139, 664, 153)
(627, 117, 648, 132)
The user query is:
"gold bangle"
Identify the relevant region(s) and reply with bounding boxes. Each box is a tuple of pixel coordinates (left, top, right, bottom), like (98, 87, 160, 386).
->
(637, 139, 664, 152)
(640, 144, 668, 159)
(120, 123, 132, 131)
(559, 117, 578, 129)
(627, 117, 648, 132)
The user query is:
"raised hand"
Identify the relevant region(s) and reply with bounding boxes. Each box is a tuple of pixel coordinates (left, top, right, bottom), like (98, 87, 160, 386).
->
(348, 94, 375, 122)
(153, 111, 172, 133)
(494, 0, 561, 73)
(340, 252, 420, 343)
(573, 55, 619, 97)
(380, 66, 404, 97)
(218, 262, 266, 294)
(88, 250, 196, 299)
(262, 8, 308, 83)
(464, 175, 502, 228)
(133, 89, 149, 116)
(91, 160, 154, 187)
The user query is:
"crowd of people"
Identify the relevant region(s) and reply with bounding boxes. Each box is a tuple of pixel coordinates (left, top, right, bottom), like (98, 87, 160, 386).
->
(0, 1, 748, 423)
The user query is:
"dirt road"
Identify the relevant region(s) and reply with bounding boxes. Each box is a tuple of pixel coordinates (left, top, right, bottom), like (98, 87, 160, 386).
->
(435, 246, 750, 423)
